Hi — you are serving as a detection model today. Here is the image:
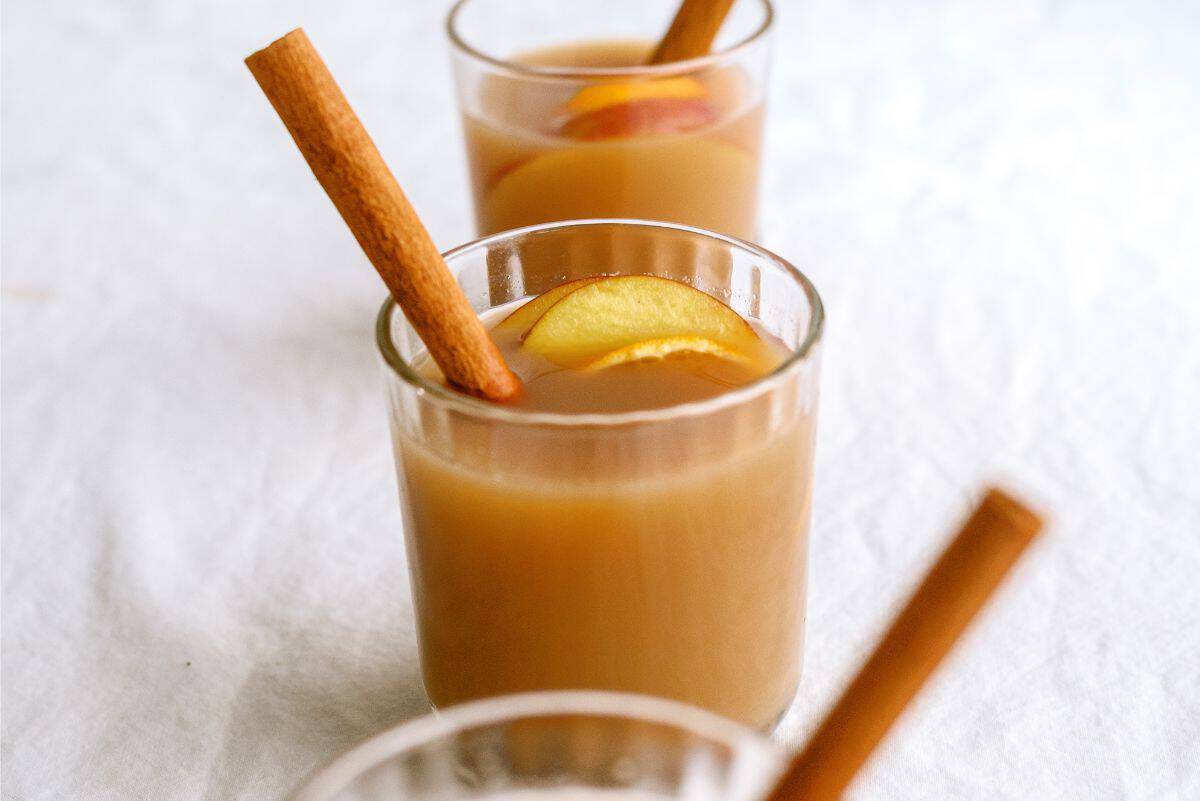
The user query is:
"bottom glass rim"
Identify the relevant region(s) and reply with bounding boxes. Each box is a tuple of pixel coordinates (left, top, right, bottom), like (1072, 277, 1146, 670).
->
(290, 689, 781, 801)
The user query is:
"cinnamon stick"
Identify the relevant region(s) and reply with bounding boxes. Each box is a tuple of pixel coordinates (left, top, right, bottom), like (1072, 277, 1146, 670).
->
(766, 488, 1044, 801)
(649, 0, 737, 64)
(246, 29, 522, 403)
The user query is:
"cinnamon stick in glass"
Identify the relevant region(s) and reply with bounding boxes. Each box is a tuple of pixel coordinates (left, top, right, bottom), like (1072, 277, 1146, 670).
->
(246, 29, 521, 403)
(766, 488, 1044, 801)
(649, 0, 738, 64)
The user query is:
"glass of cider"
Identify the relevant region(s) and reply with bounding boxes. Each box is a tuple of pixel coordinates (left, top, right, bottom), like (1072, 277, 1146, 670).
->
(446, 0, 774, 239)
(378, 220, 823, 730)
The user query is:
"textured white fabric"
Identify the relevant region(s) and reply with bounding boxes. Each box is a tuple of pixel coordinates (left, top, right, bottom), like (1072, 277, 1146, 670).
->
(3, 0, 1198, 799)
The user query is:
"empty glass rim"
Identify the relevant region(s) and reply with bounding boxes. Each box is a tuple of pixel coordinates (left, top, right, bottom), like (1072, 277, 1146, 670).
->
(446, 0, 774, 80)
(290, 690, 778, 801)
(375, 219, 824, 428)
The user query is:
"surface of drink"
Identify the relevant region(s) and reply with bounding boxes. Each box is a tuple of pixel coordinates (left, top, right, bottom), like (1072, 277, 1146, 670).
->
(460, 40, 764, 238)
(393, 275, 816, 729)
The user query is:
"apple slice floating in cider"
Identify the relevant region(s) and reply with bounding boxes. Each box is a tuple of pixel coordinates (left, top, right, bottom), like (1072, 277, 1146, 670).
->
(497, 277, 602, 333)
(565, 77, 708, 115)
(559, 96, 717, 141)
(521, 275, 766, 368)
(557, 74, 716, 141)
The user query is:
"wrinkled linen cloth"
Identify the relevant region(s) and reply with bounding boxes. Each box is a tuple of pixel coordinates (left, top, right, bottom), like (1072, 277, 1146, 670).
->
(3, 0, 1198, 799)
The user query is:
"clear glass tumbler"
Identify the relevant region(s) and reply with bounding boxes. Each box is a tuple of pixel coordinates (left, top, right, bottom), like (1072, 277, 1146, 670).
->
(447, 0, 774, 239)
(378, 220, 823, 730)
(290, 691, 783, 801)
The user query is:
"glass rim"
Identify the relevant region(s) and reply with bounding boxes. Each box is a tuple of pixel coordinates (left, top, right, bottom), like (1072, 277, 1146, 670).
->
(290, 690, 778, 801)
(445, 0, 775, 80)
(375, 219, 824, 429)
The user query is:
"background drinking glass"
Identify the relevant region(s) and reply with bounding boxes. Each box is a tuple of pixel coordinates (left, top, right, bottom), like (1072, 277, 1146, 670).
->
(378, 220, 822, 730)
(447, 0, 774, 239)
(291, 692, 783, 801)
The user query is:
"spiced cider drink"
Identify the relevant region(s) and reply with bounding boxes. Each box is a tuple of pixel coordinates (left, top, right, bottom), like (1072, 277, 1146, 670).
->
(380, 221, 822, 728)
(448, 0, 774, 239)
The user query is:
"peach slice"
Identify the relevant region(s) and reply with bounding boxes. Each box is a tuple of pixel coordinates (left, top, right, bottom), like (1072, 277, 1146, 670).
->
(565, 77, 707, 116)
(584, 336, 752, 371)
(497, 277, 602, 333)
(522, 275, 762, 367)
(558, 97, 717, 141)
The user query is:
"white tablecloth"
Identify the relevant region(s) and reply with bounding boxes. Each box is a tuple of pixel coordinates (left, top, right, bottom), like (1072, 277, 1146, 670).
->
(3, 1, 1198, 798)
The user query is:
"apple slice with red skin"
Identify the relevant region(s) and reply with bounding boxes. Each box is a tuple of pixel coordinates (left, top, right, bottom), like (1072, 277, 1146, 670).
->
(565, 78, 707, 115)
(558, 97, 717, 141)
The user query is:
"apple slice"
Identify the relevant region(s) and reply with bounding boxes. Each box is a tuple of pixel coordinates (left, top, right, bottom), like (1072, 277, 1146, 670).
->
(584, 335, 752, 371)
(565, 77, 707, 116)
(522, 275, 762, 367)
(497, 277, 601, 333)
(558, 96, 716, 141)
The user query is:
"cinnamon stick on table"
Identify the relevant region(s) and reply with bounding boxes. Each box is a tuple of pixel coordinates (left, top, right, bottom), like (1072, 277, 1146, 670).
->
(766, 488, 1044, 801)
(649, 0, 738, 64)
(245, 29, 521, 403)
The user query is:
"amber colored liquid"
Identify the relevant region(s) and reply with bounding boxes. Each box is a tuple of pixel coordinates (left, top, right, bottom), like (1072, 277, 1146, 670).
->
(463, 40, 763, 239)
(396, 303, 814, 729)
